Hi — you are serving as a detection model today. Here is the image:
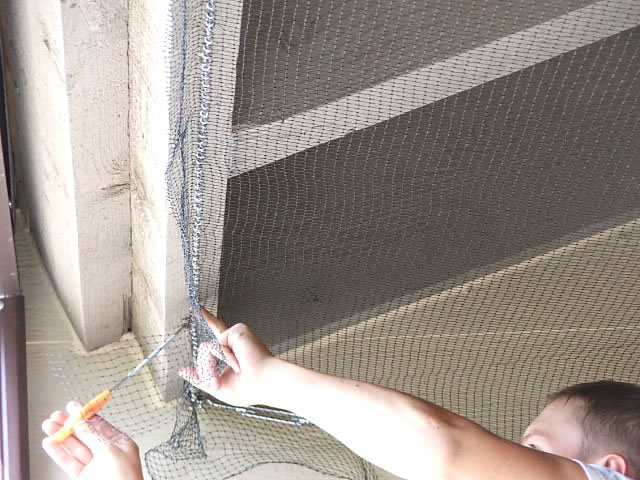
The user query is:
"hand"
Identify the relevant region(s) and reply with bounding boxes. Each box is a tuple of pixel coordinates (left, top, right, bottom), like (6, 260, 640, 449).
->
(41, 401, 143, 480)
(178, 308, 280, 407)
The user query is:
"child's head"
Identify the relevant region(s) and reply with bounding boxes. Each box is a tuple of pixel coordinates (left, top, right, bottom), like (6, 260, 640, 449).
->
(522, 380, 640, 478)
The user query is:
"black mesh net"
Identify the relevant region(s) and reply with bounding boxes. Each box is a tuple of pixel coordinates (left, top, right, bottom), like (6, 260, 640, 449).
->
(51, 0, 640, 478)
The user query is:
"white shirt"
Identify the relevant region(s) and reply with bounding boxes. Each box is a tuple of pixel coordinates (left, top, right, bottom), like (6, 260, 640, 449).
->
(574, 460, 634, 480)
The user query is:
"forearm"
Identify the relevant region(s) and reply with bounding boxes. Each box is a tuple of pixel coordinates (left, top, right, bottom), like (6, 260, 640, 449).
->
(259, 358, 458, 479)
(196, 316, 588, 480)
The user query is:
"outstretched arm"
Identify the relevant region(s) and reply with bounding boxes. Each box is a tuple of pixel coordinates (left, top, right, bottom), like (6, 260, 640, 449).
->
(181, 310, 586, 480)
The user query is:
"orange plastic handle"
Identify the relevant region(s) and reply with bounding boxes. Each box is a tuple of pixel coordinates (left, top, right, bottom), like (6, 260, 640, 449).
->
(51, 389, 112, 443)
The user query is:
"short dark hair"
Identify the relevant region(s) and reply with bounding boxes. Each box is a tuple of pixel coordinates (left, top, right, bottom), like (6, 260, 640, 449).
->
(549, 380, 640, 475)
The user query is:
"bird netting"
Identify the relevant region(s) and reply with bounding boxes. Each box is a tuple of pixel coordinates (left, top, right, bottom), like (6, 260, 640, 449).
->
(51, 0, 640, 478)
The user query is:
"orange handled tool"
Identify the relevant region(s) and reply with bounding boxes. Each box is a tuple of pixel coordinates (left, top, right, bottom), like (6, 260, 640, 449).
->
(51, 389, 112, 443)
(51, 324, 187, 443)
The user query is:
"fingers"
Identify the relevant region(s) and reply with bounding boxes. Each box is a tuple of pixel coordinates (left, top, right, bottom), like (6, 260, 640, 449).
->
(85, 415, 135, 450)
(196, 342, 219, 382)
(49, 410, 70, 424)
(200, 307, 228, 336)
(42, 415, 93, 465)
(179, 365, 201, 386)
(220, 344, 240, 374)
(200, 308, 240, 373)
(65, 402, 132, 450)
(42, 436, 85, 478)
(199, 309, 243, 374)
(199, 340, 240, 375)
(217, 323, 256, 355)
(179, 365, 221, 391)
(218, 325, 258, 371)
(65, 400, 83, 414)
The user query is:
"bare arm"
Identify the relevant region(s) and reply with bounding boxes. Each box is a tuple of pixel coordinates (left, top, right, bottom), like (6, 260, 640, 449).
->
(262, 358, 452, 479)
(180, 311, 586, 480)
(263, 361, 585, 480)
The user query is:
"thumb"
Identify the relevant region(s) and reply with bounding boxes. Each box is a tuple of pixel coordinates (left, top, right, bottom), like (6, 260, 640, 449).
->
(217, 323, 271, 369)
(66, 401, 129, 450)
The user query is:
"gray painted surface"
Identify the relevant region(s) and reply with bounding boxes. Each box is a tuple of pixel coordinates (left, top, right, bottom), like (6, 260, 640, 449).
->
(233, 0, 595, 125)
(219, 27, 640, 347)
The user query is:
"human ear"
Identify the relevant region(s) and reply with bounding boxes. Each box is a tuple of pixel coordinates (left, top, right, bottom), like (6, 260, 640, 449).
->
(596, 453, 629, 476)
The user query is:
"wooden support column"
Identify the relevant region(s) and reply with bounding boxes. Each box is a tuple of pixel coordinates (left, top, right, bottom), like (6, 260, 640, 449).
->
(0, 0, 131, 350)
(129, 0, 190, 398)
(128, 0, 243, 397)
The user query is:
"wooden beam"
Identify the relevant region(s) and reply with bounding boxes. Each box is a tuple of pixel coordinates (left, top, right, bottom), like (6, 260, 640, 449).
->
(1, 0, 130, 350)
(231, 0, 640, 176)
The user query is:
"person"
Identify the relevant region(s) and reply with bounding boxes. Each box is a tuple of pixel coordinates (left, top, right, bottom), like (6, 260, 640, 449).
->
(43, 309, 639, 480)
